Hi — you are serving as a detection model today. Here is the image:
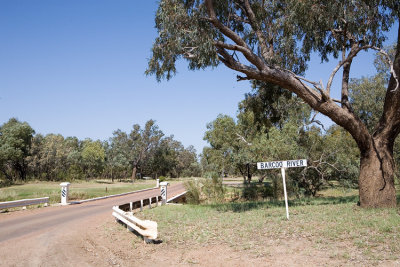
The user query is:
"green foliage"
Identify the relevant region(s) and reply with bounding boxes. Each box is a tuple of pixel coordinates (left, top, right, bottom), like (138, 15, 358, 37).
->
(148, 1, 396, 80)
(349, 75, 387, 132)
(241, 183, 258, 201)
(81, 139, 105, 179)
(184, 179, 202, 204)
(203, 94, 360, 197)
(184, 176, 226, 204)
(1, 117, 200, 183)
(146, 0, 219, 81)
(0, 118, 35, 181)
(202, 175, 225, 203)
(241, 182, 275, 201)
(239, 81, 298, 132)
(148, 0, 399, 207)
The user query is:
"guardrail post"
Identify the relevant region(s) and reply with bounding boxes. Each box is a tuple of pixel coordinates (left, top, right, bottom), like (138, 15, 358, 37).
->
(149, 198, 152, 209)
(60, 182, 71, 205)
(160, 182, 169, 205)
(129, 202, 133, 212)
(155, 196, 159, 207)
(156, 179, 160, 188)
(140, 199, 143, 212)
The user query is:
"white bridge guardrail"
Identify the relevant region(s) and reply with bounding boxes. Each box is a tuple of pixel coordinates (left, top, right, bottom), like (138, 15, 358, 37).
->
(0, 197, 49, 210)
(112, 206, 158, 241)
(167, 191, 187, 203)
(113, 183, 187, 243)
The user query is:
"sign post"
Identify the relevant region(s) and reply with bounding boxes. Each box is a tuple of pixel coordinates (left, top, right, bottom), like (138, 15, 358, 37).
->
(257, 159, 307, 220)
(281, 167, 289, 220)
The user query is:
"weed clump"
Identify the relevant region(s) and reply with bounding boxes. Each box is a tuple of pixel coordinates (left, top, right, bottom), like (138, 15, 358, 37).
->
(184, 174, 225, 204)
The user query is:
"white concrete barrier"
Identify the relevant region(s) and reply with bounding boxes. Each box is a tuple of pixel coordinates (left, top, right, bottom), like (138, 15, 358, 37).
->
(0, 197, 49, 210)
(112, 206, 158, 240)
(160, 181, 169, 205)
(167, 191, 187, 203)
(60, 182, 70, 205)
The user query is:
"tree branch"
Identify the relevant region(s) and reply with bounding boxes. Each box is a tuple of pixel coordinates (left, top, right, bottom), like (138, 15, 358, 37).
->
(215, 46, 258, 75)
(236, 133, 252, 146)
(205, 0, 266, 70)
(310, 112, 326, 131)
(241, 0, 271, 61)
(371, 47, 400, 92)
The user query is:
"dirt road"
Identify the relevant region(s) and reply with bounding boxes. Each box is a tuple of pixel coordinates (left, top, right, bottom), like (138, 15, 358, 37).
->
(0, 183, 184, 266)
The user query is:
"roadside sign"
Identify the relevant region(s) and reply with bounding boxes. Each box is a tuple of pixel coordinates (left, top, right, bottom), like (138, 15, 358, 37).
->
(257, 159, 308, 220)
(257, 159, 307, 170)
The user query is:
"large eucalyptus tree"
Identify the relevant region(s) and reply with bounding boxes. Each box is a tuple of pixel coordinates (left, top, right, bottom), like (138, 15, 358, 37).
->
(147, 0, 400, 207)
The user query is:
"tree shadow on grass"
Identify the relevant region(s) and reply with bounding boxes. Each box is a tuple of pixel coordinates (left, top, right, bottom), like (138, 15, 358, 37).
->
(95, 180, 114, 184)
(207, 194, 360, 213)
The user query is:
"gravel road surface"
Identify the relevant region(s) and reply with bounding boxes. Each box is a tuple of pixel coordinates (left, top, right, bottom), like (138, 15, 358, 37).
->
(0, 183, 185, 266)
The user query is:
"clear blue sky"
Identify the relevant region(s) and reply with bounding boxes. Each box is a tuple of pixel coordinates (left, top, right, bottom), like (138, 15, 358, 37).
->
(0, 1, 398, 154)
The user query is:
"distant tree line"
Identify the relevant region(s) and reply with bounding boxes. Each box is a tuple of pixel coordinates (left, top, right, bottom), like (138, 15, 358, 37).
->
(0, 119, 201, 185)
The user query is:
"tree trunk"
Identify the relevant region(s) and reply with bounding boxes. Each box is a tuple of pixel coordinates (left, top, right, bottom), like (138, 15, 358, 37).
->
(238, 165, 247, 182)
(246, 163, 252, 183)
(131, 166, 137, 183)
(358, 138, 397, 208)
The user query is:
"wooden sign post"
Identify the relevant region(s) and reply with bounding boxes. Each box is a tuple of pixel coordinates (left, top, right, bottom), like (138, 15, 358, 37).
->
(257, 159, 307, 220)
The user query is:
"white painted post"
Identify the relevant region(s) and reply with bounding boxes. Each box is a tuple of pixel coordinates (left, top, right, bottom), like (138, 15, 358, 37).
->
(149, 198, 152, 209)
(60, 182, 71, 205)
(156, 179, 160, 188)
(140, 199, 143, 212)
(155, 196, 159, 207)
(129, 202, 133, 212)
(160, 182, 169, 205)
(281, 168, 289, 220)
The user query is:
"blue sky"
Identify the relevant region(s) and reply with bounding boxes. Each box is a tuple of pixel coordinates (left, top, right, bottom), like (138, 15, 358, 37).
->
(0, 1, 398, 154)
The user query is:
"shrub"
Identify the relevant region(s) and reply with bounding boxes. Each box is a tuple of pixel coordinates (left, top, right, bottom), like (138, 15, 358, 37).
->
(242, 183, 258, 201)
(184, 179, 202, 204)
(241, 182, 275, 201)
(184, 175, 226, 204)
(202, 174, 225, 203)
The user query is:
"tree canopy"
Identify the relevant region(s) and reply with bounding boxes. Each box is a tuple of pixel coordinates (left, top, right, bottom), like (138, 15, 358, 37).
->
(0, 118, 35, 181)
(148, 0, 400, 207)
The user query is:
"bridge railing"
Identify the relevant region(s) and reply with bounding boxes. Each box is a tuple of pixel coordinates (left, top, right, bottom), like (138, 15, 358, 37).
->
(113, 190, 187, 242)
(112, 206, 158, 242)
(0, 197, 49, 210)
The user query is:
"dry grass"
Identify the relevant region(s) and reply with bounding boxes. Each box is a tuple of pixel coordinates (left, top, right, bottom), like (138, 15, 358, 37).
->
(142, 190, 400, 265)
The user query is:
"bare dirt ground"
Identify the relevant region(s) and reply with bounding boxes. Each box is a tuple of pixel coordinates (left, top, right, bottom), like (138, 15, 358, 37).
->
(0, 212, 329, 267)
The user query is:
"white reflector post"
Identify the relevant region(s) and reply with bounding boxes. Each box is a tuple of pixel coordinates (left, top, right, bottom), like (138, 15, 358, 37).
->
(60, 182, 70, 205)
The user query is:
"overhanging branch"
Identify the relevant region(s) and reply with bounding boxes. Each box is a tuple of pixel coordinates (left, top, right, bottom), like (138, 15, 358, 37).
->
(205, 0, 266, 70)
